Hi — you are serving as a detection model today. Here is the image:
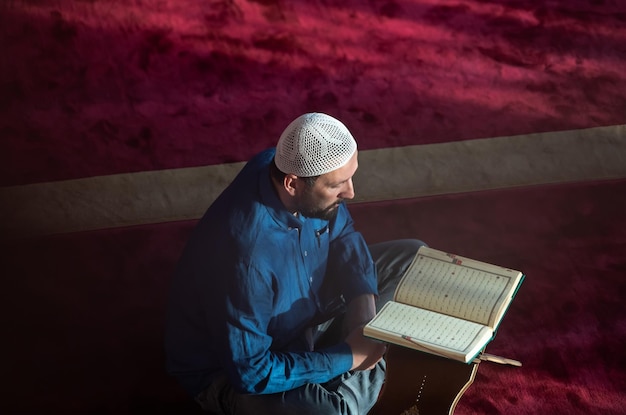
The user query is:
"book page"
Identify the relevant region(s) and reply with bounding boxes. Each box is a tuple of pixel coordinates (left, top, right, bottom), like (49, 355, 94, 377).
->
(394, 247, 522, 327)
(364, 302, 492, 362)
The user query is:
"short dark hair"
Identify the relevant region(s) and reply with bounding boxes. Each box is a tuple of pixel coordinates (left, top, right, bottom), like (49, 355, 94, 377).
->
(270, 158, 319, 188)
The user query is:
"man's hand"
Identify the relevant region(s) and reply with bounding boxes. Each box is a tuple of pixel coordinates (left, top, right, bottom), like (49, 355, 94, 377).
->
(345, 325, 387, 370)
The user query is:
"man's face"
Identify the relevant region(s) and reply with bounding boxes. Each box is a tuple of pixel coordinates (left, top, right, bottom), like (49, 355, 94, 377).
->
(295, 152, 358, 220)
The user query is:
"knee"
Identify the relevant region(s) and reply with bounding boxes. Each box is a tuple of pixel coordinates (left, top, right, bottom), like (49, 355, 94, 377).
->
(385, 239, 428, 257)
(399, 238, 428, 250)
(370, 238, 426, 254)
(369, 238, 427, 271)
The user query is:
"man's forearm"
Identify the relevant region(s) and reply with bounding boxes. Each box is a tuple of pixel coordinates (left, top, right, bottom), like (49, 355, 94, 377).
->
(342, 293, 376, 336)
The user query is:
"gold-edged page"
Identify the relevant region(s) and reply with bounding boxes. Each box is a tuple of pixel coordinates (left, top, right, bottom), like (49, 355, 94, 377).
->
(393, 246, 523, 327)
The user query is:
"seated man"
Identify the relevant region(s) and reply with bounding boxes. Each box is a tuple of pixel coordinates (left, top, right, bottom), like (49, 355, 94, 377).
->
(165, 113, 424, 414)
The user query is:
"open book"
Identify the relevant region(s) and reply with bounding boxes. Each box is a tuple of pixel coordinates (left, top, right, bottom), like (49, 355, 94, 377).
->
(364, 246, 524, 364)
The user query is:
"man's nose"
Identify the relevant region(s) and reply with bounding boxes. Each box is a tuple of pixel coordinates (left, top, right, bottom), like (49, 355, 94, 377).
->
(340, 179, 355, 200)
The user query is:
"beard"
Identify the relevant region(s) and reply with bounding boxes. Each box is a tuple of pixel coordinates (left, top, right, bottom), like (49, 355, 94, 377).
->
(302, 202, 341, 221)
(297, 191, 343, 221)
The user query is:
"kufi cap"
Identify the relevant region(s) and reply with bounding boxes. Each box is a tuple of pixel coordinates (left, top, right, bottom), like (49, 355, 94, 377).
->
(275, 113, 357, 177)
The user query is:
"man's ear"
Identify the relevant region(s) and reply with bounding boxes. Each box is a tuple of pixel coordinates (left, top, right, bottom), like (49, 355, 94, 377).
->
(283, 174, 299, 196)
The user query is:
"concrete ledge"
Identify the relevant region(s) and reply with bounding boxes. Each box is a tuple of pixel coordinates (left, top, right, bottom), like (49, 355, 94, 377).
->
(1, 124, 625, 239)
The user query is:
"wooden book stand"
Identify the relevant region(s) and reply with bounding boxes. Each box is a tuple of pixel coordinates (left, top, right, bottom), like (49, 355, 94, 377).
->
(369, 345, 479, 415)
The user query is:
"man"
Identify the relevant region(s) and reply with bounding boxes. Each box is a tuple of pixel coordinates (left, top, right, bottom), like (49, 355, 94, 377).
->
(165, 113, 424, 414)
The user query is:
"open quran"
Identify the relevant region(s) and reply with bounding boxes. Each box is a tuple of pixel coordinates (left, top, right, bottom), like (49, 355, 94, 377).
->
(364, 246, 524, 363)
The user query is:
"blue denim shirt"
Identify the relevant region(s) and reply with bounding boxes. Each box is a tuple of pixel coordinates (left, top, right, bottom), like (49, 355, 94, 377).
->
(165, 148, 378, 396)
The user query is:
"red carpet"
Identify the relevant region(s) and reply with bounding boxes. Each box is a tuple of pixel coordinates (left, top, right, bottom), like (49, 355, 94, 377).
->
(1, 0, 625, 185)
(1, 1, 625, 414)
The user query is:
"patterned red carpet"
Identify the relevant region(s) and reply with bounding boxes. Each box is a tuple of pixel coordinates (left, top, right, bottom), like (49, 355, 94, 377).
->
(1, 1, 625, 414)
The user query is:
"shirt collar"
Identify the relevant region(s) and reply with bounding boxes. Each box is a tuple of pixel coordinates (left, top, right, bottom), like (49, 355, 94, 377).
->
(259, 165, 303, 229)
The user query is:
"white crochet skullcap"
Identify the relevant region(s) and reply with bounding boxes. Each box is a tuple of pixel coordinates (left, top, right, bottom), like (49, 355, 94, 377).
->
(275, 113, 357, 177)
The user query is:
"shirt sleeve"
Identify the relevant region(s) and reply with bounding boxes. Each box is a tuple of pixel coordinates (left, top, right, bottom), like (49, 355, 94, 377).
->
(326, 203, 378, 303)
(221, 261, 354, 395)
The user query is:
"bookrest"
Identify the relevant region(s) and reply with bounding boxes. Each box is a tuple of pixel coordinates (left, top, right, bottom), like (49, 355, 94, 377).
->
(369, 345, 479, 415)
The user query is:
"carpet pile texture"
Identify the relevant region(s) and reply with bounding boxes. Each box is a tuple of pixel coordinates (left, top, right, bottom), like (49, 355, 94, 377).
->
(1, 1, 625, 414)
